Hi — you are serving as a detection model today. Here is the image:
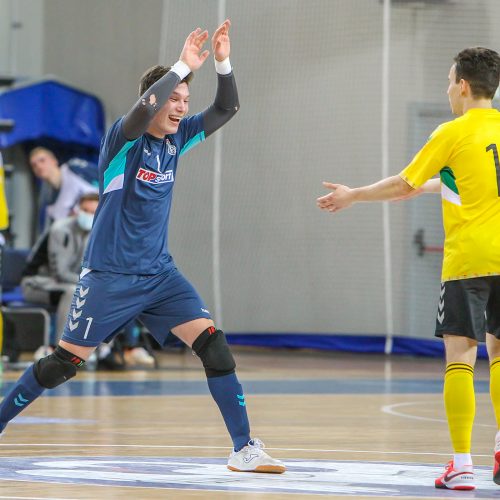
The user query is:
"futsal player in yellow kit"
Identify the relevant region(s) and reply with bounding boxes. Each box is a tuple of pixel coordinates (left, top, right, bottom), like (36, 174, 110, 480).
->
(317, 47, 500, 491)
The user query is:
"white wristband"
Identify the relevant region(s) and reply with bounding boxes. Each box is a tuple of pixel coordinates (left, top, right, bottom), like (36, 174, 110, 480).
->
(214, 57, 232, 75)
(170, 60, 191, 80)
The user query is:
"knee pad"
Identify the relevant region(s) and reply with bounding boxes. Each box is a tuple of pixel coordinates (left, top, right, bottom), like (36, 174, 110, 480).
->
(192, 328, 236, 378)
(34, 346, 82, 389)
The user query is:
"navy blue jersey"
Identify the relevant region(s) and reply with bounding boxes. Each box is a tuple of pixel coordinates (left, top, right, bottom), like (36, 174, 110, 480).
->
(83, 114, 205, 274)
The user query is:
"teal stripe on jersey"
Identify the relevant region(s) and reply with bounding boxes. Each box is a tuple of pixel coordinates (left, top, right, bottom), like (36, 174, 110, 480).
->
(103, 139, 138, 192)
(180, 131, 205, 157)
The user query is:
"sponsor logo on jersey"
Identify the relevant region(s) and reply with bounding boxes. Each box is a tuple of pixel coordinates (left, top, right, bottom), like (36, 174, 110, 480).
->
(166, 138, 177, 155)
(136, 167, 174, 184)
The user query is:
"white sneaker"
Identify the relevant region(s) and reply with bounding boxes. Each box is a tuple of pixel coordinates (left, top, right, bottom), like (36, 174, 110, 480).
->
(227, 438, 286, 473)
(124, 347, 155, 367)
(435, 460, 474, 490)
(33, 345, 54, 362)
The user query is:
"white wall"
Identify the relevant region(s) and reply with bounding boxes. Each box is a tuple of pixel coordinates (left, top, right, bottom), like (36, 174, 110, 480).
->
(0, 0, 44, 77)
(2, 0, 500, 336)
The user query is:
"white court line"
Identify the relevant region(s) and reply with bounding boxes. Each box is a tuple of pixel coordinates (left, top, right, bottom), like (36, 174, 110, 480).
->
(381, 401, 496, 428)
(0, 442, 493, 458)
(0, 497, 71, 500)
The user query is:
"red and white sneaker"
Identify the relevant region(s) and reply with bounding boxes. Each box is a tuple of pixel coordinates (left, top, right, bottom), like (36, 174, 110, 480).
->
(435, 460, 475, 490)
(494, 430, 500, 485)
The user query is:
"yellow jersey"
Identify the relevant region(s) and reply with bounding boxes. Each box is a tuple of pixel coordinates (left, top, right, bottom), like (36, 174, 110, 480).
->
(0, 153, 8, 230)
(400, 108, 500, 282)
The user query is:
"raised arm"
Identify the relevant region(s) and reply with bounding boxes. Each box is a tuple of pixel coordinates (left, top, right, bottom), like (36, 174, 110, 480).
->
(202, 20, 240, 138)
(122, 28, 210, 140)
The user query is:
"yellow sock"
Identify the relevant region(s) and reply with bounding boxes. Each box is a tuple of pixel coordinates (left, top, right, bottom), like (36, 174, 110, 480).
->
(490, 357, 500, 428)
(444, 362, 475, 454)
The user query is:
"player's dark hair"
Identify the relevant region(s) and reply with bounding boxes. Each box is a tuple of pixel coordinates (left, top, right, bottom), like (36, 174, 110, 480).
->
(454, 47, 500, 99)
(139, 65, 193, 96)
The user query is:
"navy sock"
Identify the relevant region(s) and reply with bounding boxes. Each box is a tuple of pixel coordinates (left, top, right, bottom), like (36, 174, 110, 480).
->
(207, 372, 250, 451)
(0, 364, 45, 432)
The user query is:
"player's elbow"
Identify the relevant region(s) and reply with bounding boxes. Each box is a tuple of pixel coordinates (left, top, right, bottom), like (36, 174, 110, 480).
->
(122, 105, 156, 141)
(217, 99, 239, 117)
(394, 176, 414, 197)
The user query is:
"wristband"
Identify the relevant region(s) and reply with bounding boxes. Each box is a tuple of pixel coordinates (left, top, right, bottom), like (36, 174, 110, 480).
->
(214, 57, 232, 75)
(170, 60, 191, 80)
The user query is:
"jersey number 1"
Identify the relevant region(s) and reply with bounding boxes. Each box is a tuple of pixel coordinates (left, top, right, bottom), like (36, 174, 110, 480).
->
(486, 143, 500, 196)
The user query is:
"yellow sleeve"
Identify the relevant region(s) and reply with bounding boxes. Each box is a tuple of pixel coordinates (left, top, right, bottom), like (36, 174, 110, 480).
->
(399, 121, 455, 188)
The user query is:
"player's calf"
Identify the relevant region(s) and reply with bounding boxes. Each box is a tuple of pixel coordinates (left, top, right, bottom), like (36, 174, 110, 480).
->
(0, 346, 85, 434)
(191, 328, 286, 472)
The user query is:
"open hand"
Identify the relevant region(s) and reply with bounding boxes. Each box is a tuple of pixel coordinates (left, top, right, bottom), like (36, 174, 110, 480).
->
(212, 19, 231, 62)
(317, 182, 354, 213)
(180, 28, 210, 71)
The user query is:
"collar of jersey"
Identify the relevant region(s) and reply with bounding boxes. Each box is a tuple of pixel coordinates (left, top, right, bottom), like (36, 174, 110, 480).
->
(145, 132, 167, 143)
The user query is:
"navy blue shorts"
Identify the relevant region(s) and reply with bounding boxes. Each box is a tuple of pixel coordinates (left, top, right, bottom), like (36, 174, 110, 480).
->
(61, 267, 211, 347)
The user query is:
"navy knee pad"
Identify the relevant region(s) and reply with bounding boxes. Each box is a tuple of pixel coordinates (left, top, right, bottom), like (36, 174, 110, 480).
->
(192, 327, 236, 378)
(34, 346, 84, 389)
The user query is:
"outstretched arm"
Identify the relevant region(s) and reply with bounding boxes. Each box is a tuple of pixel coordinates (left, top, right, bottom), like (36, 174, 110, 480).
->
(421, 177, 441, 193)
(202, 20, 240, 138)
(392, 177, 441, 201)
(317, 175, 414, 213)
(122, 28, 210, 140)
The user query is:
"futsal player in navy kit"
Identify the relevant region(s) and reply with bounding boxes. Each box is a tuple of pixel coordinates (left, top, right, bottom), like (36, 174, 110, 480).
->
(0, 20, 285, 474)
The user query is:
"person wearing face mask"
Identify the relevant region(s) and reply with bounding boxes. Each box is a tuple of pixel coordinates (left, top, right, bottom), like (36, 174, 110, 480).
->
(21, 193, 99, 356)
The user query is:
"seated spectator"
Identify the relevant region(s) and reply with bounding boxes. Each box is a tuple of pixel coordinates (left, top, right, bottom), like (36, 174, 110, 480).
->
(21, 193, 99, 351)
(28, 147, 98, 230)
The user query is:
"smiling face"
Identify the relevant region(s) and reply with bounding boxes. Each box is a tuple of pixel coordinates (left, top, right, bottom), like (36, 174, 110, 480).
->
(148, 82, 190, 137)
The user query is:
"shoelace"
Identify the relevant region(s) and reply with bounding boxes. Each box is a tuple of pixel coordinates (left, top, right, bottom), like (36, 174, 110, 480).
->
(248, 438, 265, 449)
(444, 460, 454, 473)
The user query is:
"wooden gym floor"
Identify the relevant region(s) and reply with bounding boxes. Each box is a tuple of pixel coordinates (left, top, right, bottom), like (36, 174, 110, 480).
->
(0, 346, 499, 499)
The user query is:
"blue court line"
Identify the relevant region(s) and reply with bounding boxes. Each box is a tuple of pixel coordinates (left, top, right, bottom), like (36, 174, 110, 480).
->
(0, 378, 489, 398)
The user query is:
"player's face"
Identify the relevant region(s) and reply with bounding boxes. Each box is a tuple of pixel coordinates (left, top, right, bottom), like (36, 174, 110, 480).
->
(29, 152, 58, 179)
(152, 82, 190, 135)
(447, 64, 463, 116)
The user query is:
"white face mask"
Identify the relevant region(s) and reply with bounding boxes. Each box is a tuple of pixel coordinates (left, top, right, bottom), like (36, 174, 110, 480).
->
(77, 211, 94, 231)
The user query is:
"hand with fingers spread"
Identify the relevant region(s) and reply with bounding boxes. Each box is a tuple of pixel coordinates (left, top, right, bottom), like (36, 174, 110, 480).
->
(212, 19, 231, 62)
(317, 182, 355, 213)
(180, 28, 210, 71)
